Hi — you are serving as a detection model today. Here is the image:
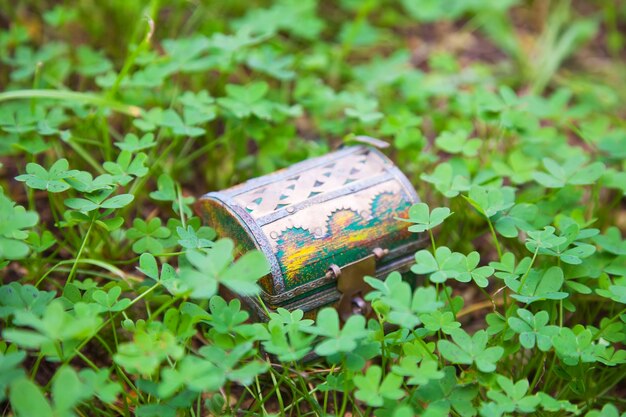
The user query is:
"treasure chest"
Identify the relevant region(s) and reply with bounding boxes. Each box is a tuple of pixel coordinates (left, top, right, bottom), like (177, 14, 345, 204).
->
(196, 144, 424, 320)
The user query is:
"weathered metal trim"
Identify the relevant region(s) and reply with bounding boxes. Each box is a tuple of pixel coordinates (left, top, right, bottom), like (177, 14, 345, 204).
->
(369, 147, 420, 203)
(258, 239, 425, 306)
(224, 146, 371, 198)
(199, 193, 286, 294)
(241, 252, 421, 321)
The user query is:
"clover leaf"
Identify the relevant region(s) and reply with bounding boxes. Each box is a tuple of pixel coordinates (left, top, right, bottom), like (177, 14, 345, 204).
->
(508, 267, 568, 304)
(552, 327, 596, 366)
(0, 190, 38, 261)
(420, 162, 470, 198)
(508, 309, 559, 351)
(414, 366, 478, 417)
(525, 226, 567, 253)
(262, 318, 314, 362)
(114, 324, 184, 375)
(304, 308, 369, 356)
(411, 247, 465, 284)
(15, 159, 73, 192)
(0, 282, 55, 319)
(435, 129, 481, 157)
(456, 251, 494, 288)
(532, 157, 605, 188)
(484, 376, 541, 415)
(392, 357, 444, 385)
(91, 286, 131, 312)
(177, 225, 215, 249)
(438, 329, 503, 372)
(217, 82, 275, 120)
(3, 300, 103, 359)
(365, 272, 442, 328)
(594, 227, 626, 255)
(0, 350, 25, 402)
(103, 151, 148, 185)
(150, 174, 195, 217)
(126, 218, 171, 254)
(495, 203, 538, 238)
(64, 189, 134, 213)
(596, 284, 626, 304)
(354, 365, 405, 407)
(465, 185, 515, 218)
(177, 239, 269, 299)
(420, 311, 461, 335)
(402, 202, 453, 233)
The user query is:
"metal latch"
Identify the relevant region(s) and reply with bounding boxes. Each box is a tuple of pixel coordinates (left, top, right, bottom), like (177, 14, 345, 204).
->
(326, 248, 388, 321)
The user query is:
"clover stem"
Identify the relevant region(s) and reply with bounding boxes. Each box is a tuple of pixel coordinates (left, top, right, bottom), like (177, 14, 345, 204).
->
(443, 286, 457, 321)
(486, 216, 503, 261)
(528, 352, 547, 392)
(268, 367, 286, 413)
(176, 183, 187, 228)
(518, 246, 539, 290)
(256, 295, 272, 319)
(411, 329, 437, 362)
(66, 217, 95, 285)
(29, 353, 44, 380)
(428, 229, 437, 253)
(0, 89, 143, 117)
(63, 282, 161, 366)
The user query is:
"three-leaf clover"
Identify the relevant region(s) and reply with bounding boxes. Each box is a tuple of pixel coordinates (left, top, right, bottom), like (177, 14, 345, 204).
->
(420, 311, 461, 335)
(177, 239, 269, 299)
(15, 159, 73, 192)
(217, 82, 275, 120)
(484, 376, 541, 415)
(365, 272, 442, 328)
(150, 174, 195, 216)
(508, 309, 559, 351)
(414, 366, 479, 417)
(103, 151, 149, 185)
(420, 162, 470, 198)
(456, 251, 494, 288)
(465, 185, 515, 218)
(402, 203, 453, 233)
(552, 328, 596, 366)
(437, 329, 504, 372)
(435, 129, 481, 157)
(64, 189, 134, 213)
(508, 267, 568, 304)
(392, 357, 444, 385)
(532, 157, 605, 188)
(91, 286, 131, 312)
(303, 308, 369, 356)
(354, 365, 405, 407)
(525, 226, 567, 253)
(411, 247, 464, 283)
(114, 324, 184, 375)
(0, 191, 39, 260)
(115, 133, 156, 153)
(126, 218, 171, 254)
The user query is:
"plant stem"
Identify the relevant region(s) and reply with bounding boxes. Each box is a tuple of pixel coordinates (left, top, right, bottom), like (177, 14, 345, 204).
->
(66, 218, 94, 285)
(0, 89, 143, 117)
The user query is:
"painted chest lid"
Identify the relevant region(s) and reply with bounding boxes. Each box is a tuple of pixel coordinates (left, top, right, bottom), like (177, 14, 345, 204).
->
(196, 145, 422, 307)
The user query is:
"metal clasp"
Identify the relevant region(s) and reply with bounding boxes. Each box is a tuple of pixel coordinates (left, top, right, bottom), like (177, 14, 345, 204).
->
(327, 248, 388, 321)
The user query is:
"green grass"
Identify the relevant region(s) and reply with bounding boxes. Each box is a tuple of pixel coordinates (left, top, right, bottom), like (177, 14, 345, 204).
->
(1, 0, 626, 416)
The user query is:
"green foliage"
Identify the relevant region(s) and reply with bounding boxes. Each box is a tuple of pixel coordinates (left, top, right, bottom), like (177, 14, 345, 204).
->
(1, 0, 625, 415)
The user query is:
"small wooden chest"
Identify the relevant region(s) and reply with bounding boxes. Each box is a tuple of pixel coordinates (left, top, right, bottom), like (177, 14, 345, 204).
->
(196, 145, 424, 320)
